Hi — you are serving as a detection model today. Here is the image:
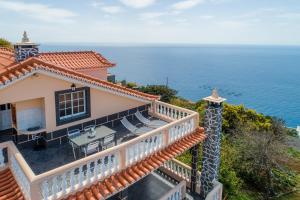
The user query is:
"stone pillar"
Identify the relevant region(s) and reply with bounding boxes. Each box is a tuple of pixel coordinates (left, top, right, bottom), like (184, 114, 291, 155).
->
(190, 144, 199, 194)
(200, 89, 226, 199)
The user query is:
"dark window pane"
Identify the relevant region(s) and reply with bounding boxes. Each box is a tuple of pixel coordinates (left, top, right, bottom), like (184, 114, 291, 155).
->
(59, 94, 65, 102)
(66, 93, 71, 101)
(73, 100, 79, 107)
(73, 106, 79, 114)
(7, 104, 11, 109)
(59, 102, 65, 109)
(79, 99, 84, 106)
(78, 91, 84, 98)
(79, 106, 84, 113)
(59, 110, 65, 117)
(66, 101, 72, 108)
(0, 104, 6, 111)
(73, 92, 78, 99)
(66, 108, 72, 116)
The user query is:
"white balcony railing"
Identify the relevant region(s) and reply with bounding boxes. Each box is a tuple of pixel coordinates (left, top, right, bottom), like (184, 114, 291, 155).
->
(0, 142, 34, 200)
(161, 159, 201, 186)
(159, 180, 186, 200)
(0, 101, 199, 200)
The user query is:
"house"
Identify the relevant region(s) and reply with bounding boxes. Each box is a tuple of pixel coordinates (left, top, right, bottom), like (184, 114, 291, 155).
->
(0, 32, 223, 200)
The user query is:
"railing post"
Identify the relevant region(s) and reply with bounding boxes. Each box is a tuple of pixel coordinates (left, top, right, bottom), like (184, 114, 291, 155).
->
(163, 129, 169, 147)
(30, 180, 43, 200)
(119, 149, 126, 170)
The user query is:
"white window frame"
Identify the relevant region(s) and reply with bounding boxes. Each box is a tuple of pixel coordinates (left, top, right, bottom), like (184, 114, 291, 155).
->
(58, 90, 86, 120)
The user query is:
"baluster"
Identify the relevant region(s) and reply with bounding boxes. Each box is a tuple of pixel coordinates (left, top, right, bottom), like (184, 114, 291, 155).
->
(78, 166, 83, 187)
(87, 162, 91, 183)
(135, 143, 139, 162)
(94, 160, 99, 180)
(114, 154, 119, 171)
(61, 173, 67, 195)
(107, 155, 112, 175)
(100, 158, 105, 178)
(42, 181, 49, 200)
(70, 169, 75, 191)
(52, 176, 58, 198)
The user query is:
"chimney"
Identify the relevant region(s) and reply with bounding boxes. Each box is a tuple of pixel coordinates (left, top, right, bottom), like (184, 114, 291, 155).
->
(14, 31, 39, 62)
(200, 89, 226, 199)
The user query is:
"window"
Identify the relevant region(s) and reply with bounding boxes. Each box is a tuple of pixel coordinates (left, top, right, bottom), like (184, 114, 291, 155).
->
(55, 87, 90, 126)
(58, 90, 86, 119)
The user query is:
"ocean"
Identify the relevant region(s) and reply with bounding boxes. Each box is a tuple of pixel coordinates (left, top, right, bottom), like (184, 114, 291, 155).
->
(41, 44, 300, 127)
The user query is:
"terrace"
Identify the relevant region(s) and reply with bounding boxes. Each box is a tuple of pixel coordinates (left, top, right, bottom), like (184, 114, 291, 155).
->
(0, 100, 208, 200)
(18, 116, 165, 174)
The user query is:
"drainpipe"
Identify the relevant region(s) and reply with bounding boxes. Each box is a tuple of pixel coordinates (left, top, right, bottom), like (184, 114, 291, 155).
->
(200, 89, 226, 199)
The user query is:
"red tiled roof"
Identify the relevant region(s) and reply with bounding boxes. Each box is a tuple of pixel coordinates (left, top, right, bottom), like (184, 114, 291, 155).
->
(0, 168, 25, 200)
(0, 47, 16, 70)
(64, 127, 206, 200)
(38, 51, 115, 70)
(0, 57, 159, 101)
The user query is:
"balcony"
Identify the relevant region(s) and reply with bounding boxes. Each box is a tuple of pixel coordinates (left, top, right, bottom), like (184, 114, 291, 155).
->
(0, 100, 205, 200)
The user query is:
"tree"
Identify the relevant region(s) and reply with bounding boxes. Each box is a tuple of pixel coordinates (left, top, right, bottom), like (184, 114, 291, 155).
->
(138, 85, 177, 103)
(0, 38, 12, 49)
(233, 121, 296, 199)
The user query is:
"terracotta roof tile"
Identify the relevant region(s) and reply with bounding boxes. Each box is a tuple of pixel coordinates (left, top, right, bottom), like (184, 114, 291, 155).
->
(0, 57, 159, 101)
(63, 127, 205, 200)
(0, 47, 16, 69)
(0, 168, 25, 200)
(38, 51, 115, 70)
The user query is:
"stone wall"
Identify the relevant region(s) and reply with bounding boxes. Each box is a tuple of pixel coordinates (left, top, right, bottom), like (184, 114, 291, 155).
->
(200, 102, 223, 199)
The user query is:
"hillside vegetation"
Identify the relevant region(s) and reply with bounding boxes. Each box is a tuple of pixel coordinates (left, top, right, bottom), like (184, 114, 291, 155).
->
(0, 38, 13, 49)
(134, 83, 300, 200)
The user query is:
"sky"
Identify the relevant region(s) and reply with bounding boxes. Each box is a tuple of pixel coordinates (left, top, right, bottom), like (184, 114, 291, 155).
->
(0, 0, 300, 45)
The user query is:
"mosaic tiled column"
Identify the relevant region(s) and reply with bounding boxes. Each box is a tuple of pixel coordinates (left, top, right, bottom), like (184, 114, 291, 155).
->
(190, 144, 199, 194)
(200, 89, 226, 199)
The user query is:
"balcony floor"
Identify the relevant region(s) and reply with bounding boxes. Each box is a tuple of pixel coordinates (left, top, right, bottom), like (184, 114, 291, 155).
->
(108, 172, 173, 200)
(18, 117, 166, 175)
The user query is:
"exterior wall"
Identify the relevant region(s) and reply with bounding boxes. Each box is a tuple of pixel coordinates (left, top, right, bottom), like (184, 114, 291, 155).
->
(0, 73, 146, 134)
(77, 68, 108, 80)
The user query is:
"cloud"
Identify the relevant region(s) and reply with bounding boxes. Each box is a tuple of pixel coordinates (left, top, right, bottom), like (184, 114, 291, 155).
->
(119, 0, 156, 8)
(101, 6, 122, 14)
(0, 0, 76, 23)
(140, 12, 167, 20)
(171, 0, 204, 11)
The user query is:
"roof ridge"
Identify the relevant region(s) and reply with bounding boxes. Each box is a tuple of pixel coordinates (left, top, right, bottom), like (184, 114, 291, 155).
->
(39, 50, 95, 55)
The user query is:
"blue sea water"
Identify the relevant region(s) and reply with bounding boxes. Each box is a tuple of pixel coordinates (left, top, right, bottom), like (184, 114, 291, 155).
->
(41, 45, 300, 127)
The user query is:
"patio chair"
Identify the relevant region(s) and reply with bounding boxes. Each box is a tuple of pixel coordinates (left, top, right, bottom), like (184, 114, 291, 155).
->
(102, 134, 115, 150)
(67, 129, 81, 160)
(84, 125, 95, 133)
(81, 140, 100, 157)
(135, 111, 167, 128)
(121, 117, 153, 135)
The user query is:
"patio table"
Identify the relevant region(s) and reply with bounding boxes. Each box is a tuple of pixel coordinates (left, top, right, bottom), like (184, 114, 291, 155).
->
(69, 126, 116, 158)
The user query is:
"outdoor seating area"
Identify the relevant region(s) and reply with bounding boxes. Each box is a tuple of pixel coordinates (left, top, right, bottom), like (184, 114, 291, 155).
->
(18, 111, 168, 174)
